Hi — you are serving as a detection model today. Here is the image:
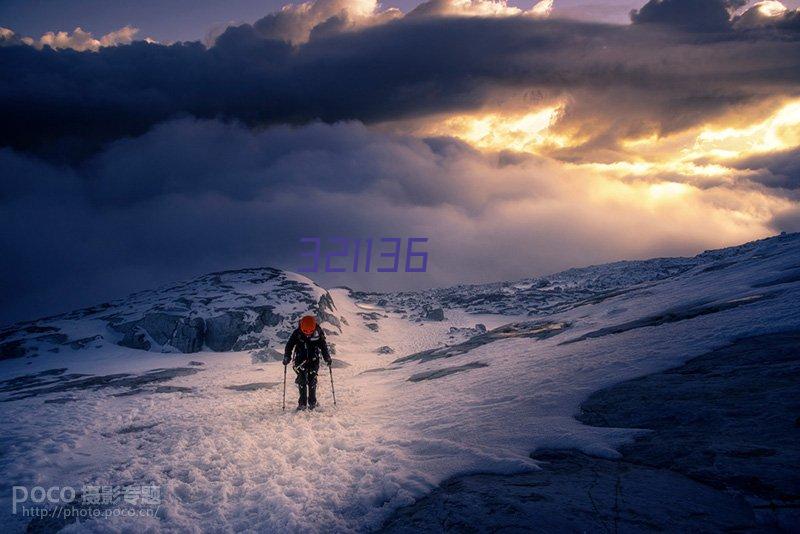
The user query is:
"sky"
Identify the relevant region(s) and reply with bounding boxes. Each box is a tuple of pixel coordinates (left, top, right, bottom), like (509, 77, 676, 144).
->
(1, 0, 800, 326)
(8, 0, 783, 42)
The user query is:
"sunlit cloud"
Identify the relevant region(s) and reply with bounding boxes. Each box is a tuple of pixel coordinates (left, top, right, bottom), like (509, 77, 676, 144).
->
(417, 97, 800, 191)
(0, 25, 141, 51)
(409, 0, 554, 18)
(691, 100, 800, 157)
(418, 105, 568, 152)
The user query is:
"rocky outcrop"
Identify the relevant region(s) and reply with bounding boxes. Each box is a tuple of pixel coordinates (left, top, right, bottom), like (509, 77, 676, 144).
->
(316, 293, 341, 332)
(424, 308, 445, 321)
(250, 347, 283, 363)
(205, 312, 247, 351)
(171, 317, 205, 352)
(88, 270, 336, 355)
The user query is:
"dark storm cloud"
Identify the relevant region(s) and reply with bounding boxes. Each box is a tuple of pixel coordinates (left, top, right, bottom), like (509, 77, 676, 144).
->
(630, 0, 745, 31)
(2, 6, 800, 161)
(733, 148, 800, 190)
(772, 206, 800, 231)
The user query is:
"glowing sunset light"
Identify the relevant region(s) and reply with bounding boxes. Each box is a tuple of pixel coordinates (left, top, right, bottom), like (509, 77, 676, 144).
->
(648, 181, 691, 201)
(423, 105, 567, 152)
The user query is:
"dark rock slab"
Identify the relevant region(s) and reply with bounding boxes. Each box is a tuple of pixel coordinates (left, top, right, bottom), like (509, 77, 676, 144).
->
(330, 358, 350, 369)
(383, 330, 800, 532)
(752, 269, 800, 288)
(43, 396, 78, 404)
(224, 382, 280, 392)
(577, 331, 800, 511)
(118, 422, 160, 434)
(562, 293, 775, 344)
(251, 347, 283, 363)
(408, 362, 488, 382)
(395, 321, 568, 364)
(424, 308, 445, 321)
(360, 367, 399, 374)
(206, 311, 247, 351)
(381, 449, 756, 533)
(0, 367, 202, 401)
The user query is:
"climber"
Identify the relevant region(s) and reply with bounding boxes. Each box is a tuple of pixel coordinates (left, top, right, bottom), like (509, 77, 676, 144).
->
(283, 315, 332, 410)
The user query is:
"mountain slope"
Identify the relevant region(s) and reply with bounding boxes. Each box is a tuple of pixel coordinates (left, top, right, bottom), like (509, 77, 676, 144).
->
(0, 268, 340, 362)
(0, 233, 798, 533)
(354, 232, 798, 318)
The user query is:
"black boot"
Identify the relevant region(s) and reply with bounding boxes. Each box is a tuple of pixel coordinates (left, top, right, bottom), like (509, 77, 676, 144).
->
(297, 382, 307, 410)
(308, 376, 318, 410)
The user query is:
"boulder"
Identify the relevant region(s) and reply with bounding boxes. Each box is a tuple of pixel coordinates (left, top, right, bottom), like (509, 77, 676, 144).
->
(120, 326, 151, 351)
(251, 348, 284, 363)
(425, 308, 445, 321)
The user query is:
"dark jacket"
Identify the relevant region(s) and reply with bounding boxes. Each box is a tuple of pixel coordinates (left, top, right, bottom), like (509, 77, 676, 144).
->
(283, 325, 332, 369)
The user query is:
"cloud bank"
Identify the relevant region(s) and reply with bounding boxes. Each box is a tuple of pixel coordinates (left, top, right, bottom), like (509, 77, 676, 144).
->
(0, 0, 798, 161)
(0, 25, 140, 51)
(1, 118, 790, 325)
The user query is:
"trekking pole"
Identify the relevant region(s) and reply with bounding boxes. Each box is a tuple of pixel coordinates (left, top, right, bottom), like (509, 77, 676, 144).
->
(282, 364, 287, 411)
(328, 363, 336, 406)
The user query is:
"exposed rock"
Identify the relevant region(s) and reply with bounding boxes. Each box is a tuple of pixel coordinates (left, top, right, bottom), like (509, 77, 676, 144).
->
(395, 321, 568, 364)
(577, 330, 800, 512)
(69, 335, 103, 350)
(365, 323, 379, 332)
(43, 396, 77, 404)
(251, 348, 283, 363)
(408, 362, 488, 382)
(424, 308, 445, 321)
(171, 317, 205, 353)
(385, 330, 800, 532)
(4, 267, 337, 357)
(118, 422, 159, 434)
(119, 326, 151, 351)
(0, 367, 202, 402)
(316, 293, 342, 332)
(254, 305, 282, 327)
(224, 382, 280, 392)
(276, 330, 292, 340)
(376, 345, 395, 354)
(561, 294, 775, 345)
(122, 313, 180, 345)
(330, 358, 350, 368)
(205, 312, 247, 351)
(381, 449, 757, 532)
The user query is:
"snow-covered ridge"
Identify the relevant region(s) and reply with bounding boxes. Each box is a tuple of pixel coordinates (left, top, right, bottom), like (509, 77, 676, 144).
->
(3, 233, 798, 362)
(0, 267, 340, 361)
(354, 232, 800, 318)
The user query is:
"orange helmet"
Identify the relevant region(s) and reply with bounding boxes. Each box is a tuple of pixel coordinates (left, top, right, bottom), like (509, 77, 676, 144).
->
(299, 315, 317, 335)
